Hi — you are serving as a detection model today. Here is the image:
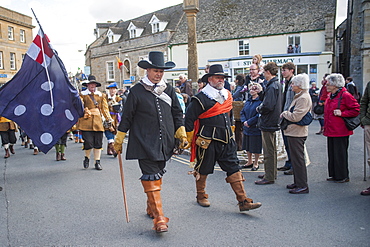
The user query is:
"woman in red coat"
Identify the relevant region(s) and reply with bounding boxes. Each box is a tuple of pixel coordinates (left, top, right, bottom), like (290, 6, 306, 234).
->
(323, 74, 360, 183)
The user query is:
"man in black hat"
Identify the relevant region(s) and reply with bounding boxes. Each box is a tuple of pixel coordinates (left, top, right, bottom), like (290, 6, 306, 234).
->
(114, 51, 187, 233)
(77, 75, 113, 170)
(185, 64, 262, 212)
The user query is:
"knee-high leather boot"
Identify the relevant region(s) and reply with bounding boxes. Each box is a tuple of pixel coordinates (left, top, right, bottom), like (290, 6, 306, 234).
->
(226, 171, 262, 211)
(141, 179, 169, 233)
(195, 174, 210, 207)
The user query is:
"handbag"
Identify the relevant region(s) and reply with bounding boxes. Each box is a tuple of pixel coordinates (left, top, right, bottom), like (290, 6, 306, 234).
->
(337, 93, 361, 131)
(313, 104, 324, 115)
(279, 117, 289, 130)
(289, 105, 313, 126)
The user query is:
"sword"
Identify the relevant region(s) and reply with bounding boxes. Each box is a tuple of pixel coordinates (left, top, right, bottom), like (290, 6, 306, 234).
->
(118, 151, 130, 223)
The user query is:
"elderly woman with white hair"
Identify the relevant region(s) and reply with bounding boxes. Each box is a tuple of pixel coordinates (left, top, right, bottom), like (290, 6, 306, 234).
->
(280, 73, 312, 194)
(323, 73, 360, 183)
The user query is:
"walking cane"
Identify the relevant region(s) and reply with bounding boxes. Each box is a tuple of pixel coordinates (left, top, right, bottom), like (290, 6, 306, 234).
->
(364, 130, 367, 181)
(118, 151, 130, 223)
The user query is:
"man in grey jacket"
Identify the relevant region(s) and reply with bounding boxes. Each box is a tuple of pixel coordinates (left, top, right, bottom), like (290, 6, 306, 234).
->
(277, 62, 296, 173)
(255, 62, 282, 185)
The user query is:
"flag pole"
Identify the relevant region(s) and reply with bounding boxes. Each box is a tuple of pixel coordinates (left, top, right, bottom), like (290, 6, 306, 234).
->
(30, 8, 55, 109)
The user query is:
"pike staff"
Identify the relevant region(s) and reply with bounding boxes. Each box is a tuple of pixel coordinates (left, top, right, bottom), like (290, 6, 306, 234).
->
(118, 151, 130, 223)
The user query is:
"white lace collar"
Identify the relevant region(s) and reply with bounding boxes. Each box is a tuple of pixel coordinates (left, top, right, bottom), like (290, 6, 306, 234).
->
(81, 89, 102, 96)
(201, 83, 229, 101)
(142, 76, 166, 87)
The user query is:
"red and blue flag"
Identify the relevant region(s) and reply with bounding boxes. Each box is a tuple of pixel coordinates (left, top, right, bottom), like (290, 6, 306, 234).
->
(0, 28, 84, 153)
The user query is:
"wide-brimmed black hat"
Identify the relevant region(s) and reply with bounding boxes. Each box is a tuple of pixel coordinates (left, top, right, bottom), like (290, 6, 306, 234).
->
(138, 51, 176, 70)
(201, 64, 231, 82)
(82, 75, 101, 87)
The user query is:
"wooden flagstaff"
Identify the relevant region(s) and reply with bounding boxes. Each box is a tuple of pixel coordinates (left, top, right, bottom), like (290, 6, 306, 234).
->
(118, 151, 130, 223)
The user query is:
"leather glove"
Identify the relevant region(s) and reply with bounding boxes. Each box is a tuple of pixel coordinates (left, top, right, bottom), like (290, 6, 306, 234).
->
(185, 130, 194, 149)
(114, 131, 126, 153)
(83, 107, 91, 119)
(175, 126, 189, 149)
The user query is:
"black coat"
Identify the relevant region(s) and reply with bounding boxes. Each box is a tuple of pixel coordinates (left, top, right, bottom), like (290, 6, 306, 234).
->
(256, 77, 282, 132)
(185, 92, 233, 144)
(117, 82, 184, 161)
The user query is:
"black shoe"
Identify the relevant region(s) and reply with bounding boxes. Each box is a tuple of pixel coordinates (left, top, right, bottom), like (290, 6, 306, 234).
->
(241, 164, 253, 169)
(334, 178, 349, 183)
(83, 157, 89, 169)
(286, 183, 297, 189)
(251, 166, 259, 171)
(277, 166, 290, 171)
(284, 170, 294, 175)
(95, 160, 102, 170)
(289, 187, 309, 194)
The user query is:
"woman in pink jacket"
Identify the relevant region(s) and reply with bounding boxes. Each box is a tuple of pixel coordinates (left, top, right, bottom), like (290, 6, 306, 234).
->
(323, 74, 360, 183)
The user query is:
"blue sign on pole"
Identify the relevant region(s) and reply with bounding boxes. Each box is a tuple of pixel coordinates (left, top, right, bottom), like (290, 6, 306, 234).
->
(124, 79, 131, 84)
(130, 76, 135, 82)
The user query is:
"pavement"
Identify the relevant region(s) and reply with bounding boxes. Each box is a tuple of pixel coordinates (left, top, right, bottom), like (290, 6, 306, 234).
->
(0, 119, 369, 246)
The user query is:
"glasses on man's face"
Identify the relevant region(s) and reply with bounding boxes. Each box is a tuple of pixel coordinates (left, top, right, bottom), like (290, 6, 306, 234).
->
(250, 69, 258, 71)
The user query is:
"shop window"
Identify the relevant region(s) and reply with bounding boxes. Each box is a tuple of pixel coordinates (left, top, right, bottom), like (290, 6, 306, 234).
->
(309, 64, 317, 84)
(107, 61, 114, 81)
(287, 34, 301, 53)
(238, 40, 249, 56)
(297, 65, 308, 74)
(8, 26, 14, 40)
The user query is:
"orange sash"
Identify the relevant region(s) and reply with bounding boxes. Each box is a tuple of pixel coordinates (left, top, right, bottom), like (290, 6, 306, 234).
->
(190, 91, 232, 162)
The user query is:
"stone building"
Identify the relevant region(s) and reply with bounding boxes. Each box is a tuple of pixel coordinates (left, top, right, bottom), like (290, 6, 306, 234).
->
(85, 0, 336, 89)
(0, 6, 34, 86)
(337, 0, 370, 93)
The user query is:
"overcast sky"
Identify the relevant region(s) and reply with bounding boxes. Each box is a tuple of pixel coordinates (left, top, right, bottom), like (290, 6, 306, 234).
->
(3, 0, 347, 74)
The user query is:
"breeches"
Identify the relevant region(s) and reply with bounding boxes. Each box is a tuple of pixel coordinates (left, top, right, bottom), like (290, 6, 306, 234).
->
(0, 130, 16, 145)
(195, 138, 239, 176)
(82, 131, 103, 150)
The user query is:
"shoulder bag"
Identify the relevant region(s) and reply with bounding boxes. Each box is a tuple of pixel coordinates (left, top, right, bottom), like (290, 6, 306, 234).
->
(338, 93, 360, 131)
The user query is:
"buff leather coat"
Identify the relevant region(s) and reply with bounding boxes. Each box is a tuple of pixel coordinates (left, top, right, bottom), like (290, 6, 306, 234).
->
(77, 90, 112, 132)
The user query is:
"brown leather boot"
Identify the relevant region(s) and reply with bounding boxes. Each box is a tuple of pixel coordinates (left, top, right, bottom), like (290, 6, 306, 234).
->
(56, 152, 61, 161)
(195, 174, 210, 207)
(107, 144, 113, 155)
(60, 153, 66, 161)
(226, 171, 262, 211)
(141, 179, 169, 233)
(4, 148, 10, 158)
(109, 143, 117, 157)
(9, 145, 15, 154)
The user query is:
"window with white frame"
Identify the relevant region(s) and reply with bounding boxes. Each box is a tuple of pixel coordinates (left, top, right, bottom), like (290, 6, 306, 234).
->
(8, 26, 14, 40)
(107, 61, 114, 81)
(288, 34, 301, 53)
(149, 15, 167, 34)
(130, 29, 136, 39)
(10, 53, 16, 70)
(0, 52, 3, 69)
(238, 40, 249, 56)
(20, 29, 25, 43)
(152, 22, 160, 33)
